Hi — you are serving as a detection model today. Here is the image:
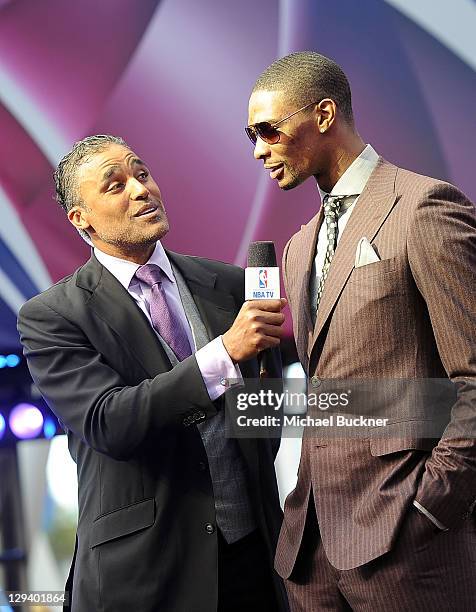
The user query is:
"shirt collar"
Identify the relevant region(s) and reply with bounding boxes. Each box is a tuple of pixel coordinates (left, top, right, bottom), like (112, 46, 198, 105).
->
(94, 241, 175, 290)
(318, 144, 379, 202)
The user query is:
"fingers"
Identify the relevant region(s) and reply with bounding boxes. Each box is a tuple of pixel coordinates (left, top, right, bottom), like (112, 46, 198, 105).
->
(259, 335, 281, 350)
(222, 297, 287, 362)
(254, 311, 285, 326)
(250, 332, 281, 353)
(256, 322, 285, 339)
(246, 298, 287, 312)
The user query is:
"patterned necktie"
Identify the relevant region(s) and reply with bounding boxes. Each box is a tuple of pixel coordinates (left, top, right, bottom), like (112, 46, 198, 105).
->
(134, 264, 192, 361)
(315, 194, 345, 312)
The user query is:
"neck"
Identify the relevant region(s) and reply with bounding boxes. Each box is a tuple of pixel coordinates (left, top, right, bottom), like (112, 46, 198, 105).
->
(93, 240, 156, 264)
(316, 131, 366, 193)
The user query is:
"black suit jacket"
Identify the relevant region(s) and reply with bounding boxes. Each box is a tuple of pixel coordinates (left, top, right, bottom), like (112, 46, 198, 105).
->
(17, 250, 287, 612)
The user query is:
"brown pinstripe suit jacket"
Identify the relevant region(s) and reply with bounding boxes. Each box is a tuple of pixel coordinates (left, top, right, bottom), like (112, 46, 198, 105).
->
(275, 157, 476, 575)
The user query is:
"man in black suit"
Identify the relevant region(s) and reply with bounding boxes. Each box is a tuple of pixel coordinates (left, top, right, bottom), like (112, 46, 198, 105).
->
(17, 135, 289, 612)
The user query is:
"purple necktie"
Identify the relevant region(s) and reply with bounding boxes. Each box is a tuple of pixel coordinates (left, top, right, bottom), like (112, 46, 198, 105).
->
(134, 264, 192, 361)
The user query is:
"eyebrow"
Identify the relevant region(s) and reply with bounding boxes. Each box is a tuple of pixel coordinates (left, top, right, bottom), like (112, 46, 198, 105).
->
(100, 159, 147, 184)
(101, 166, 120, 183)
(249, 119, 275, 127)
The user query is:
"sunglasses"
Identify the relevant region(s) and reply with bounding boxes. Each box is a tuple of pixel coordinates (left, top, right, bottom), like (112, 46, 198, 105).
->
(245, 100, 318, 146)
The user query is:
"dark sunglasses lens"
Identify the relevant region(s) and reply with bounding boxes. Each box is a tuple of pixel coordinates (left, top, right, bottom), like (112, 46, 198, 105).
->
(256, 123, 280, 144)
(245, 127, 257, 144)
(245, 123, 280, 145)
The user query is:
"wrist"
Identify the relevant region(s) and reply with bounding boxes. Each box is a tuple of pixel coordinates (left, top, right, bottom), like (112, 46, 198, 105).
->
(221, 332, 238, 363)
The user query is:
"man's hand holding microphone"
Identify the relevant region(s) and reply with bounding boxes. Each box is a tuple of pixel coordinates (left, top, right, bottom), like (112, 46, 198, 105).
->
(223, 241, 286, 375)
(222, 297, 286, 362)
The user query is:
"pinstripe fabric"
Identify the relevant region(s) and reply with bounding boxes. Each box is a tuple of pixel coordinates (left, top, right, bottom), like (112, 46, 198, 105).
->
(285, 495, 476, 611)
(277, 158, 476, 607)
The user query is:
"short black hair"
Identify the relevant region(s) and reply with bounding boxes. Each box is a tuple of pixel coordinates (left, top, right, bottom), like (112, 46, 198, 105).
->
(252, 51, 354, 124)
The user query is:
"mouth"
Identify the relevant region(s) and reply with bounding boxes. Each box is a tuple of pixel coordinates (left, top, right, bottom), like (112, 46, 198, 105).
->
(134, 203, 160, 218)
(264, 163, 284, 180)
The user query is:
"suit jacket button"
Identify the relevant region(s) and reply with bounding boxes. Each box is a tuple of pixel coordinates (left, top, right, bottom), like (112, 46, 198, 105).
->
(198, 461, 207, 471)
(205, 523, 215, 534)
(311, 376, 321, 388)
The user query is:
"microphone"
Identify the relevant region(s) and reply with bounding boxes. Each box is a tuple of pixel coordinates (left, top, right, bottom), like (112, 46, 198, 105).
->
(246, 241, 280, 378)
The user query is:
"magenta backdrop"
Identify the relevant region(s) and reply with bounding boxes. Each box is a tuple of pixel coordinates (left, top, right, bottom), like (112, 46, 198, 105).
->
(0, 0, 475, 347)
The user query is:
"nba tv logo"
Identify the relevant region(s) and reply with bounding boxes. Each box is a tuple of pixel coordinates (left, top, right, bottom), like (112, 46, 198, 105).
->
(245, 266, 279, 300)
(258, 269, 268, 288)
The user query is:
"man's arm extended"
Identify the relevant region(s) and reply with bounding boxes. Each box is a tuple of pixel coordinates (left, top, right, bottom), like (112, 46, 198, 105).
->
(408, 182, 476, 529)
(18, 295, 285, 462)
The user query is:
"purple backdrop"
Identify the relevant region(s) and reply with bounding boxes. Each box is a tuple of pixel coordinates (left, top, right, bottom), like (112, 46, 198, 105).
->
(0, 0, 475, 347)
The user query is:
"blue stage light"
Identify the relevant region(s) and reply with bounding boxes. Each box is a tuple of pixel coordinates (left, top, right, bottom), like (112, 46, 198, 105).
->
(0, 356, 6, 368)
(0, 414, 5, 440)
(5, 354, 21, 367)
(43, 417, 57, 440)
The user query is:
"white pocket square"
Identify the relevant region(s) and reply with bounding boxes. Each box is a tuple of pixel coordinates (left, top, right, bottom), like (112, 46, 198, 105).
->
(355, 237, 380, 268)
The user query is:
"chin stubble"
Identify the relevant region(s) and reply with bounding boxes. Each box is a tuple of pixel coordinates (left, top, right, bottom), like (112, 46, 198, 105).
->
(281, 164, 302, 190)
(97, 219, 169, 249)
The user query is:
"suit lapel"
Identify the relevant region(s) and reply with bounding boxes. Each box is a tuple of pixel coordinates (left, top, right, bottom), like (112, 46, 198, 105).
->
(167, 251, 238, 338)
(76, 253, 171, 378)
(291, 211, 323, 369)
(310, 159, 399, 356)
(77, 251, 240, 375)
(78, 251, 260, 467)
(168, 252, 259, 468)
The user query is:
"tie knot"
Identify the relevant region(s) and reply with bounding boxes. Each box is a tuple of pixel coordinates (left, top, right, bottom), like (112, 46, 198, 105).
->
(134, 263, 165, 287)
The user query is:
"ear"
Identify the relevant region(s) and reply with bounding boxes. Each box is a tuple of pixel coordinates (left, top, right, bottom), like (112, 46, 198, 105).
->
(316, 98, 337, 133)
(68, 205, 91, 232)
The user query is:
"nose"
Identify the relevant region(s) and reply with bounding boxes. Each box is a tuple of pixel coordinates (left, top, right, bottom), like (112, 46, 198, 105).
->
(130, 177, 149, 200)
(253, 136, 271, 160)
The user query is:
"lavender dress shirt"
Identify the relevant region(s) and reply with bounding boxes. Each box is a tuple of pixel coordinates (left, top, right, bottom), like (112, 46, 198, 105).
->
(94, 242, 242, 400)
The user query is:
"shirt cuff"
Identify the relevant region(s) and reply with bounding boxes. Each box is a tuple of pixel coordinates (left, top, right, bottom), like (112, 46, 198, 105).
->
(195, 336, 243, 401)
(413, 500, 449, 531)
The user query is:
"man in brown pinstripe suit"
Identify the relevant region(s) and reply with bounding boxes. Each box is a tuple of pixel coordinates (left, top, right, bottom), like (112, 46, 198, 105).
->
(245, 51, 476, 610)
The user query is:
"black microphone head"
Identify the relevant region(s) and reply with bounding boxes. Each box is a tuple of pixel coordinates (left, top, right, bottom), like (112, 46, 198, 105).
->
(247, 241, 277, 267)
